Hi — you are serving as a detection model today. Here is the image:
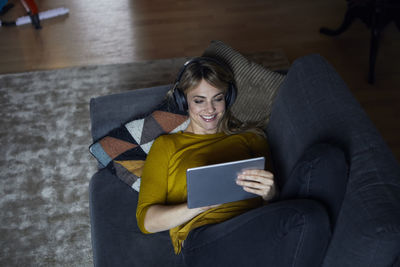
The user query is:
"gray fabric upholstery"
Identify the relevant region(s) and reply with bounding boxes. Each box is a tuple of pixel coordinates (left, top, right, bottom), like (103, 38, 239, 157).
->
(89, 168, 184, 267)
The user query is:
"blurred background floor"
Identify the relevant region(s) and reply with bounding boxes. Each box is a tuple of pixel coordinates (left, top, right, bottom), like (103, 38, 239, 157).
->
(0, 0, 399, 160)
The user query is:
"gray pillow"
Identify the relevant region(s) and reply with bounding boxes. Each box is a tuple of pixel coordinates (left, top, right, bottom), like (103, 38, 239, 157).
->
(202, 40, 286, 125)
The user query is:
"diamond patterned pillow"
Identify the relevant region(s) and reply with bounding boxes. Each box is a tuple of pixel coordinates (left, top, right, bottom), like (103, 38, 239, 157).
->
(89, 98, 189, 191)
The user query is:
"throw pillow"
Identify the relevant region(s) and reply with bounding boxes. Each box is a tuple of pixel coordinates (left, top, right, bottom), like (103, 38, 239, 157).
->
(202, 40, 286, 126)
(90, 97, 189, 191)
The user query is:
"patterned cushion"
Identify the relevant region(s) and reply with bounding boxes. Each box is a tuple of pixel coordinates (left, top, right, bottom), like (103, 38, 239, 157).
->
(202, 40, 286, 126)
(90, 98, 189, 191)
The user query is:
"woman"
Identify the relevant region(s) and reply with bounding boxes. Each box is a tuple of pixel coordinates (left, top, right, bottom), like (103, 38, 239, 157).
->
(137, 57, 276, 249)
(136, 57, 332, 266)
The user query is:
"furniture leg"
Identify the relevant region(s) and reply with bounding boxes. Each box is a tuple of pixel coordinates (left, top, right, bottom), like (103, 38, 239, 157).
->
(320, 9, 355, 36)
(368, 9, 381, 84)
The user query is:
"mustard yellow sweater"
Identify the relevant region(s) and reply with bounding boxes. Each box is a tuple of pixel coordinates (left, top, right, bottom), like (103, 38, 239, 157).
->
(136, 131, 269, 254)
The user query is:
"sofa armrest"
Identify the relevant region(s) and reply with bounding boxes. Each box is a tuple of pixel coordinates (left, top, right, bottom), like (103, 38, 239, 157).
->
(267, 54, 400, 267)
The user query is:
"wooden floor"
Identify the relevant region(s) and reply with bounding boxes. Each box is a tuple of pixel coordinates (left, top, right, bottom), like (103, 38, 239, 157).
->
(1, 0, 399, 161)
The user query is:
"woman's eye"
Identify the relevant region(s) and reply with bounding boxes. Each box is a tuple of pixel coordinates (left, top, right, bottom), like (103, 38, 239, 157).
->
(214, 97, 224, 102)
(194, 99, 204, 104)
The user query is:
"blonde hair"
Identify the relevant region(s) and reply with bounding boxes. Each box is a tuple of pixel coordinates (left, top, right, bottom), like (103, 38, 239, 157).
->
(169, 58, 265, 137)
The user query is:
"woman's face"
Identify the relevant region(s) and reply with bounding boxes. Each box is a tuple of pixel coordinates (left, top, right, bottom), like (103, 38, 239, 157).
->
(185, 79, 226, 135)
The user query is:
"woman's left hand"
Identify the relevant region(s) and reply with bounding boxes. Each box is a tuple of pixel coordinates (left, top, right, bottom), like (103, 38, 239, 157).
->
(236, 170, 277, 201)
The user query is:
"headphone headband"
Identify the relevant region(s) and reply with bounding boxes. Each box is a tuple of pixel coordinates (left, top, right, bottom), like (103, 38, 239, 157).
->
(174, 57, 232, 86)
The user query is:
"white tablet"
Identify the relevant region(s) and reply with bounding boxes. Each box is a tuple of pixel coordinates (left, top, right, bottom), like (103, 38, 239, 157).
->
(186, 157, 265, 209)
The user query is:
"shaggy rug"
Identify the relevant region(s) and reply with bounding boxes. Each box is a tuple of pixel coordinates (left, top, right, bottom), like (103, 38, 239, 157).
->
(0, 50, 289, 266)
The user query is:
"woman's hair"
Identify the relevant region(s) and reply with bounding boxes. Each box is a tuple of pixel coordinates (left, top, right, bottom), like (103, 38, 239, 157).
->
(169, 58, 266, 137)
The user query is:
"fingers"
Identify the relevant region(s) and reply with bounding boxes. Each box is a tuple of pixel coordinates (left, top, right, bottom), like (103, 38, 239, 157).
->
(237, 170, 274, 186)
(236, 170, 276, 201)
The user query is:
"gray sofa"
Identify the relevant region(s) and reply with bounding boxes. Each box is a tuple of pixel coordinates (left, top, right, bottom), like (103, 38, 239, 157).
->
(89, 54, 400, 266)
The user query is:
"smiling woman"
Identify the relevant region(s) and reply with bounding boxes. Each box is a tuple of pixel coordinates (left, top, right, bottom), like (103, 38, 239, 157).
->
(136, 57, 280, 257)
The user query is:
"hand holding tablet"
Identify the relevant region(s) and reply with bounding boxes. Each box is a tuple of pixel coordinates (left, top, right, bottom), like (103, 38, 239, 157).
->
(187, 157, 275, 209)
(236, 169, 276, 201)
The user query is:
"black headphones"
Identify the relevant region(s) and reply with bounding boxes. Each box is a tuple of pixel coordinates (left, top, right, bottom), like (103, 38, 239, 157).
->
(172, 57, 237, 112)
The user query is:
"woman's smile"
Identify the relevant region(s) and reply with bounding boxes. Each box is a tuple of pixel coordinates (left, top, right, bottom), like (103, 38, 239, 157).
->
(200, 114, 217, 121)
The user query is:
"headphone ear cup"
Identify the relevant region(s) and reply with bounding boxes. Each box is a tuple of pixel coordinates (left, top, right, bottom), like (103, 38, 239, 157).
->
(225, 83, 237, 108)
(173, 86, 188, 112)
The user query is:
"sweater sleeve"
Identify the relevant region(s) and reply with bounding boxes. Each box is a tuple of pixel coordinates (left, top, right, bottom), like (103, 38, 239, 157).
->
(136, 135, 172, 234)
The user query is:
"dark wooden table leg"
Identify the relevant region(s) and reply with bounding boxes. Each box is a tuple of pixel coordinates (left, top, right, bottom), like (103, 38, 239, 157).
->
(368, 6, 380, 85)
(320, 9, 356, 36)
(368, 27, 380, 84)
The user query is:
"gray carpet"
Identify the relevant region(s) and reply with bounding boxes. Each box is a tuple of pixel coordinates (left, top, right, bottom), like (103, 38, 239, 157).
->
(0, 51, 289, 266)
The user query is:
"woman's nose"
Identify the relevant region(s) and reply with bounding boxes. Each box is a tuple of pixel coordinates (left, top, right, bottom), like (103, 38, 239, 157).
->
(206, 101, 216, 112)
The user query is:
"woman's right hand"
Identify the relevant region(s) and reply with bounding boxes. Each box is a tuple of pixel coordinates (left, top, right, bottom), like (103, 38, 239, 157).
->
(236, 169, 277, 201)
